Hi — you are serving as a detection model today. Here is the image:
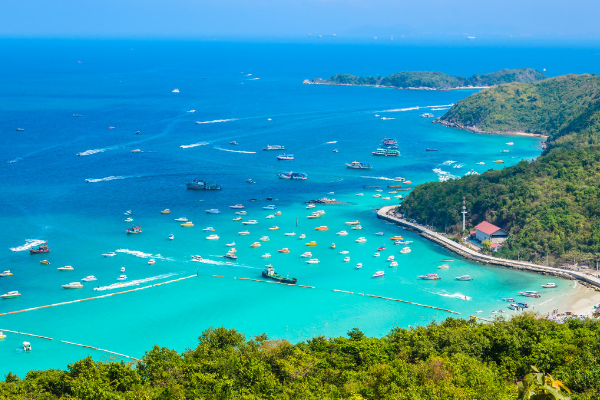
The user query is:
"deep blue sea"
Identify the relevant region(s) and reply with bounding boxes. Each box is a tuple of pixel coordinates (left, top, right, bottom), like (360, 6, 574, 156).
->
(1, 39, 599, 376)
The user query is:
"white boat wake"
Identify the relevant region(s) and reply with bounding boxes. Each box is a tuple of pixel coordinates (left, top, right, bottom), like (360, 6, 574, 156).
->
(195, 118, 237, 124)
(180, 142, 209, 149)
(361, 176, 396, 181)
(379, 104, 455, 113)
(194, 257, 260, 270)
(326, 141, 338, 144)
(247, 78, 260, 80)
(85, 176, 127, 183)
(93, 273, 179, 291)
(116, 248, 175, 261)
(10, 239, 46, 252)
(381, 117, 395, 120)
(432, 168, 459, 182)
(429, 290, 472, 301)
(431, 107, 451, 111)
(214, 146, 256, 154)
(77, 148, 106, 156)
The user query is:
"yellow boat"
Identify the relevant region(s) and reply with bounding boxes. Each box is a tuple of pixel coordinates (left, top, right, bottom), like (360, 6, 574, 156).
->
(305, 241, 318, 246)
(233, 217, 242, 221)
(269, 226, 280, 231)
(315, 226, 328, 231)
(238, 231, 250, 235)
(181, 222, 194, 227)
(330, 243, 336, 249)
(41, 260, 50, 265)
(345, 220, 360, 225)
(250, 242, 261, 248)
(390, 236, 403, 240)
(493, 160, 504, 163)
(161, 209, 171, 214)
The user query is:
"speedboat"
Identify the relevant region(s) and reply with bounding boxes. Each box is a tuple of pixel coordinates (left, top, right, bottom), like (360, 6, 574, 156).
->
(519, 291, 541, 298)
(394, 240, 413, 245)
(305, 241, 318, 246)
(263, 205, 277, 210)
(246, 179, 255, 183)
(57, 265, 74, 271)
(205, 209, 221, 214)
(238, 231, 250, 235)
(418, 274, 441, 280)
(285, 232, 296, 236)
(161, 209, 171, 214)
(356, 193, 364, 196)
(131, 149, 142, 153)
(374, 252, 380, 257)
(242, 220, 258, 225)
(476, 162, 485, 165)
(121, 267, 126, 272)
(315, 226, 328, 231)
(375, 232, 384, 236)
(375, 189, 383, 192)
(230, 141, 238, 145)
(274, 211, 282, 216)
(148, 259, 156, 265)
(455, 275, 473, 281)
(278, 248, 291, 253)
(235, 211, 248, 215)
(226, 242, 236, 247)
(306, 204, 316, 209)
(172, 88, 179, 93)
(438, 264, 450, 269)
(262, 253, 272, 258)
(373, 271, 385, 278)
(377, 246, 386, 251)
(224, 253, 238, 260)
(0, 270, 13, 277)
(301, 252, 312, 258)
(345, 220, 360, 225)
(306, 258, 320, 264)
(125, 217, 133, 222)
(117, 275, 127, 281)
(355, 237, 367, 243)
(250, 242, 261, 248)
(175, 217, 188, 222)
(390, 236, 403, 241)
(382, 197, 391, 200)
(307, 213, 321, 219)
(336, 231, 348, 236)
(266, 215, 275, 219)
(233, 217, 242, 221)
(373, 194, 382, 198)
(1, 291, 21, 299)
(192, 255, 203, 261)
(299, 234, 306, 239)
(103, 252, 116, 258)
(206, 234, 220, 240)
(390, 261, 398, 267)
(356, 263, 363, 269)
(400, 247, 411, 254)
(541, 283, 557, 288)
(387, 255, 395, 262)
(343, 257, 350, 262)
(181, 222, 194, 227)
(340, 250, 349, 254)
(315, 210, 326, 215)
(269, 226, 280, 231)
(62, 282, 84, 289)
(81, 276, 97, 282)
(260, 236, 270, 241)
(168, 234, 175, 240)
(41, 260, 50, 265)
(203, 227, 216, 231)
(351, 225, 363, 230)
(124, 210, 132, 215)
(229, 204, 245, 209)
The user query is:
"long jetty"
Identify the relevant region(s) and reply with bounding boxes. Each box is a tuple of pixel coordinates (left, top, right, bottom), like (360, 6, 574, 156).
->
(377, 205, 600, 290)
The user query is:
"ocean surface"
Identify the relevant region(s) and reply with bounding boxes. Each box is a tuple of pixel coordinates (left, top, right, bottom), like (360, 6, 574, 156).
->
(1, 40, 598, 376)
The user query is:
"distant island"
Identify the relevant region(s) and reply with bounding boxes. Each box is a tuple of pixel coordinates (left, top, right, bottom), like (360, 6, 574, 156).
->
(402, 73, 600, 265)
(304, 68, 547, 91)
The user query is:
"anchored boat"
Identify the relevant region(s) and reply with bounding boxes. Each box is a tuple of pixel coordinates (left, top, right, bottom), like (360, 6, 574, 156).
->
(262, 265, 296, 284)
(185, 179, 222, 190)
(29, 241, 50, 254)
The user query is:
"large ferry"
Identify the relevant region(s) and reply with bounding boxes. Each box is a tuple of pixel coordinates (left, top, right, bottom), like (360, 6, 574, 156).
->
(345, 161, 372, 169)
(29, 241, 50, 254)
(262, 265, 297, 284)
(278, 171, 307, 180)
(185, 179, 222, 190)
(263, 145, 285, 151)
(277, 154, 294, 160)
(373, 148, 400, 157)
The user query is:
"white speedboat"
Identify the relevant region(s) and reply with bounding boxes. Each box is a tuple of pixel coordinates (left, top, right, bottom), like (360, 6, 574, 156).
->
(306, 204, 316, 209)
(374, 252, 380, 257)
(1, 291, 21, 299)
(284, 232, 296, 236)
(373, 194, 382, 198)
(351, 225, 363, 230)
(203, 227, 216, 232)
(375, 189, 383, 192)
(356, 263, 362, 269)
(299, 234, 306, 239)
(343, 256, 350, 262)
(301, 252, 312, 258)
(174, 217, 188, 222)
(58, 265, 74, 271)
(266, 215, 275, 219)
(242, 220, 258, 225)
(172, 88, 180, 93)
(390, 261, 398, 267)
(438, 264, 450, 269)
(62, 282, 83, 289)
(148, 259, 155, 265)
(117, 275, 127, 281)
(81, 276, 97, 282)
(260, 236, 270, 241)
(356, 237, 367, 243)
(205, 209, 221, 214)
(476, 162, 485, 165)
(394, 195, 403, 199)
(387, 255, 395, 262)
(235, 211, 248, 215)
(315, 210, 326, 215)
(226, 242, 236, 247)
(168, 234, 175, 240)
(455, 275, 473, 281)
(340, 250, 349, 254)
(103, 252, 116, 257)
(121, 267, 126, 272)
(541, 283, 557, 288)
(400, 247, 411, 254)
(356, 193, 364, 196)
(373, 271, 385, 278)
(336, 231, 348, 236)
(125, 217, 133, 222)
(263, 205, 277, 210)
(0, 270, 13, 277)
(375, 232, 384, 236)
(306, 258, 320, 264)
(229, 204, 245, 209)
(262, 253, 272, 258)
(206, 234, 220, 240)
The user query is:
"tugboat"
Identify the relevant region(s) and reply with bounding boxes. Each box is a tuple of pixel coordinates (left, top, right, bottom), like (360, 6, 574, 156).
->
(126, 225, 142, 234)
(262, 265, 297, 284)
(185, 179, 222, 190)
(29, 241, 50, 254)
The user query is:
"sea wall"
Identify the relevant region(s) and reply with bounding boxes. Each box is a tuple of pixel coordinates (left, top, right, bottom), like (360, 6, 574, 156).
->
(377, 206, 600, 290)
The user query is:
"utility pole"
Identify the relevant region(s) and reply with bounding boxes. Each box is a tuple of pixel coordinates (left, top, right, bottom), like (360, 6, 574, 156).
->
(461, 197, 467, 231)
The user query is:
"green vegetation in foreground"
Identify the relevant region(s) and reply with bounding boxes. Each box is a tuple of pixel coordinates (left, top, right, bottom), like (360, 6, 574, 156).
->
(2, 315, 596, 399)
(308, 68, 546, 90)
(402, 74, 600, 264)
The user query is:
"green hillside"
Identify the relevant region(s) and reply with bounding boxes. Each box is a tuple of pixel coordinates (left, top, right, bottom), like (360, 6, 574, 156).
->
(308, 68, 547, 90)
(402, 74, 600, 264)
(2, 317, 597, 399)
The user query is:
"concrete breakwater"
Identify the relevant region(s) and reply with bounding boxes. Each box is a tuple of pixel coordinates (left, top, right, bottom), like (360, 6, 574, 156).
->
(377, 206, 600, 290)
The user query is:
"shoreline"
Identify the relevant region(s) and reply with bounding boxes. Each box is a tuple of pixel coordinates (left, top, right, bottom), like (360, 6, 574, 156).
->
(302, 80, 489, 91)
(434, 119, 550, 138)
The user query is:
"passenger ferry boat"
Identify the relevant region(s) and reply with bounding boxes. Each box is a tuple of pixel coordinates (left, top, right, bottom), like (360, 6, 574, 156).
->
(126, 226, 142, 234)
(420, 113, 434, 118)
(278, 171, 308, 180)
(373, 271, 385, 278)
(62, 282, 84, 289)
(455, 275, 473, 281)
(418, 274, 441, 280)
(345, 161, 372, 169)
(277, 154, 294, 160)
(263, 205, 277, 210)
(30, 241, 50, 254)
(229, 204, 245, 209)
(205, 209, 221, 214)
(263, 145, 285, 151)
(519, 291, 541, 298)
(262, 265, 296, 284)
(541, 283, 557, 288)
(185, 179, 222, 190)
(372, 148, 400, 156)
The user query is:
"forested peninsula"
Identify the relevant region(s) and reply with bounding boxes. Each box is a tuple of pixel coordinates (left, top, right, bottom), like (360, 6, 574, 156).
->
(402, 74, 600, 265)
(304, 68, 546, 90)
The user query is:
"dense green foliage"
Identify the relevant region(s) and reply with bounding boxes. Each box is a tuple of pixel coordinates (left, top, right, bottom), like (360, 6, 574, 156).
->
(311, 68, 546, 90)
(3, 316, 596, 399)
(402, 74, 600, 264)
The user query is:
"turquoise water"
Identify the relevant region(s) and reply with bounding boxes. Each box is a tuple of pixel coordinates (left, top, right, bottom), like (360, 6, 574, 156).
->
(0, 40, 595, 376)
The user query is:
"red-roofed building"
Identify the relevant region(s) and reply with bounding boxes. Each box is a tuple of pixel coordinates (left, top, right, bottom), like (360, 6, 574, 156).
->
(474, 221, 509, 244)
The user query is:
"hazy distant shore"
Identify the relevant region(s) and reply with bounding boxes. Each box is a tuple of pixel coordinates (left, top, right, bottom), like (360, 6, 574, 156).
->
(303, 79, 489, 91)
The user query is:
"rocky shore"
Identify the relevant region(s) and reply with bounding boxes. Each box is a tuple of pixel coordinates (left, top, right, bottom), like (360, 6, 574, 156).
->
(434, 118, 550, 138)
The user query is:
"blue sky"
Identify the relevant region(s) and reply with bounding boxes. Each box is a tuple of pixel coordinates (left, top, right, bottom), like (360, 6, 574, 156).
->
(1, 0, 598, 39)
